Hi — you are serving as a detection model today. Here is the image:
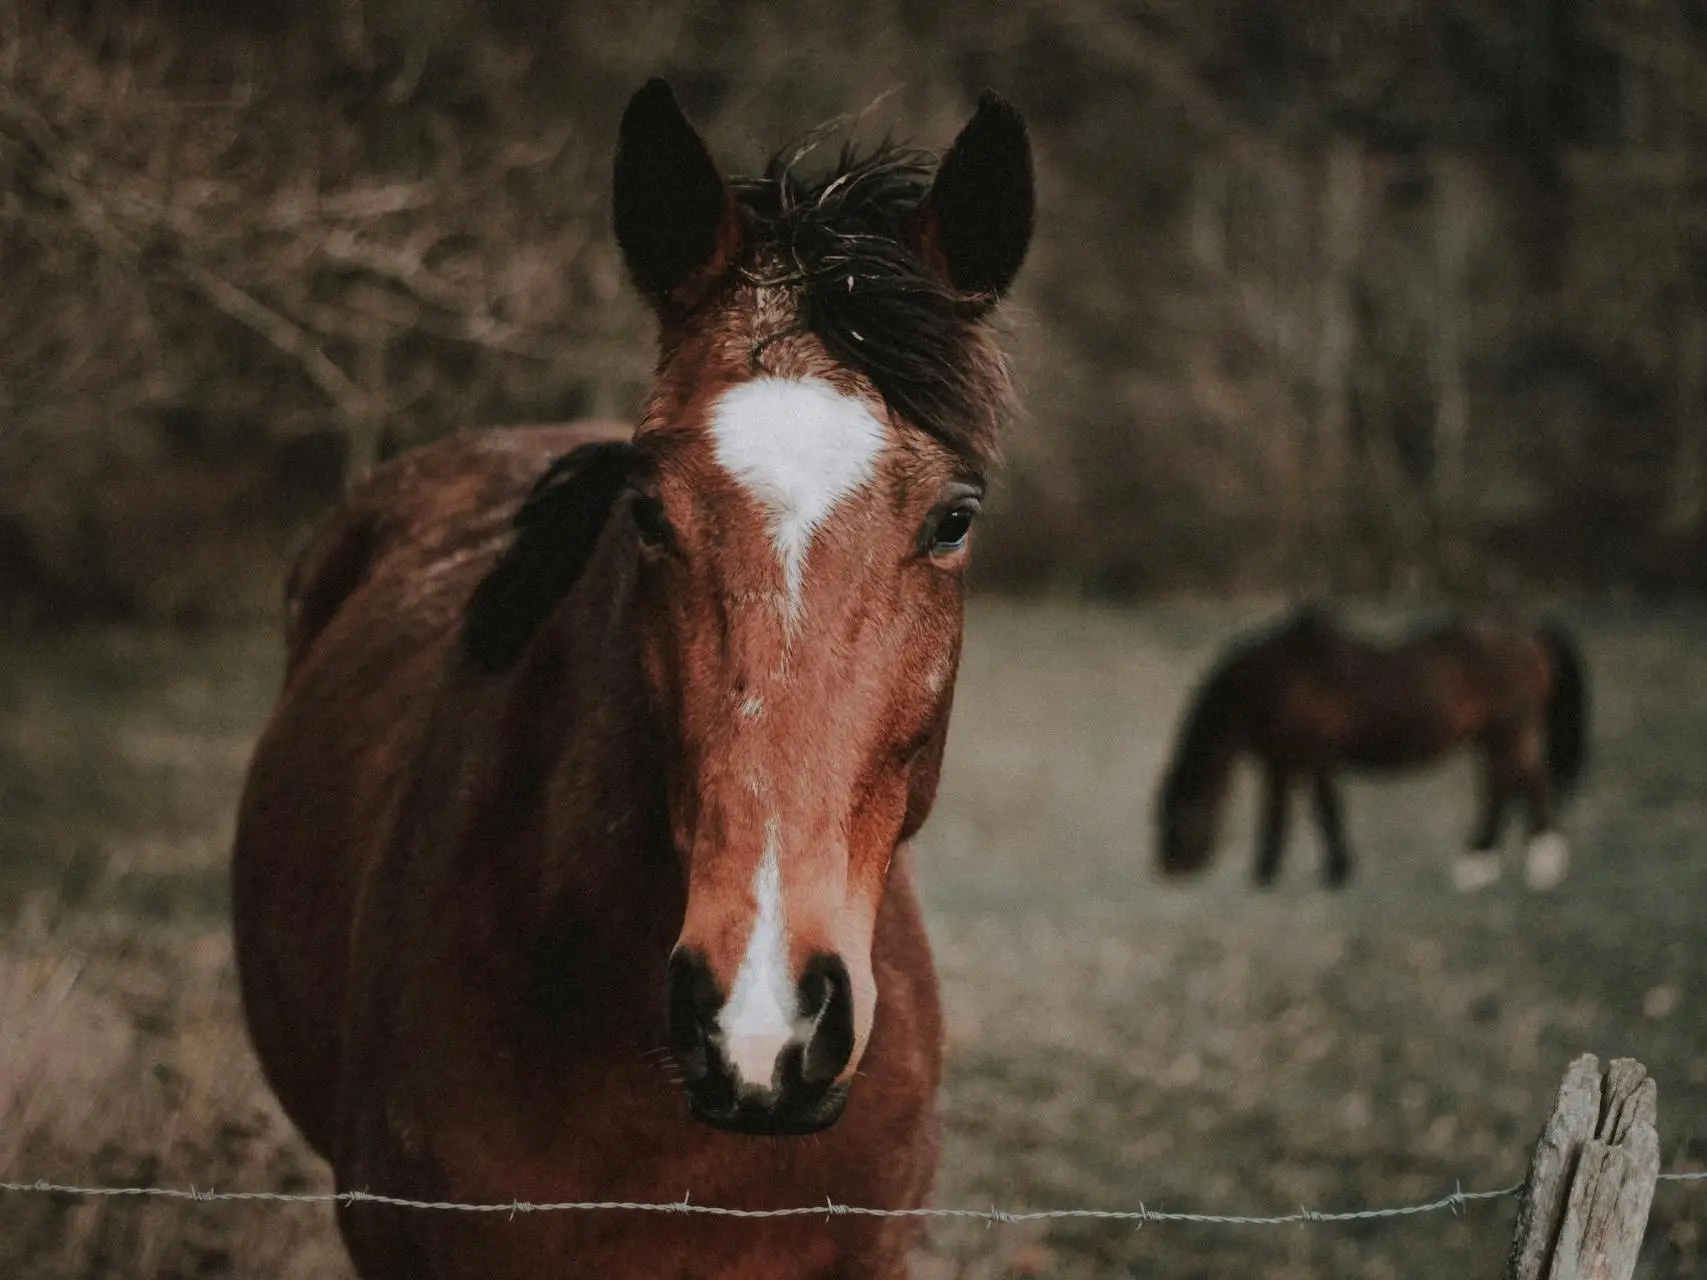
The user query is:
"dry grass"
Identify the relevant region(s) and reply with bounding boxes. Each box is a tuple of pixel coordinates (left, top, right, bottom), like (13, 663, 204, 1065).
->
(0, 629, 348, 1278)
(1, 602, 1704, 1278)
(0, 940, 350, 1280)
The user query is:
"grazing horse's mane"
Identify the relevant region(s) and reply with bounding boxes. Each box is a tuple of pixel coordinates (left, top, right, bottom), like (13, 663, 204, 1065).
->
(1163, 610, 1332, 807)
(1161, 652, 1246, 808)
(1161, 609, 1329, 809)
(723, 135, 1017, 469)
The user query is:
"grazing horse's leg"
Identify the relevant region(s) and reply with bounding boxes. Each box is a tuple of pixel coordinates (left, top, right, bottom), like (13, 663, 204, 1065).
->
(1469, 744, 1510, 851)
(1310, 773, 1353, 888)
(1253, 765, 1291, 887)
(1453, 740, 1510, 893)
(1513, 726, 1570, 891)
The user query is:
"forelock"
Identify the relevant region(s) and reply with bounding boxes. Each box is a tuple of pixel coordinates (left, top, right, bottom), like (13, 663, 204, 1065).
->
(717, 135, 1012, 471)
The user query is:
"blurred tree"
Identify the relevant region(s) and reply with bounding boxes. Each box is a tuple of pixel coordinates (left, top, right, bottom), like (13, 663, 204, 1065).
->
(3, 0, 1707, 622)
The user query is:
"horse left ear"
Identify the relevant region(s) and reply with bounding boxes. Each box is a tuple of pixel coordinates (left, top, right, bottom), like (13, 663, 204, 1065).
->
(909, 91, 1035, 312)
(613, 79, 742, 312)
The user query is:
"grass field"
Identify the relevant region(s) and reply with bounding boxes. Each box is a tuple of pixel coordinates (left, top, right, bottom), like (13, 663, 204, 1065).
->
(1, 600, 1704, 1278)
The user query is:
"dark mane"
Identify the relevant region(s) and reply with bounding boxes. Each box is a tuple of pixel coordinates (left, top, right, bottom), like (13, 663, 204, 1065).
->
(462, 441, 635, 672)
(1162, 610, 1332, 815)
(728, 137, 1011, 468)
(1160, 658, 1245, 810)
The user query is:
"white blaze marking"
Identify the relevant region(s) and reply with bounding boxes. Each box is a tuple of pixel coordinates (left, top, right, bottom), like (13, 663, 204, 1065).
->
(709, 377, 886, 621)
(739, 695, 765, 719)
(719, 819, 795, 1089)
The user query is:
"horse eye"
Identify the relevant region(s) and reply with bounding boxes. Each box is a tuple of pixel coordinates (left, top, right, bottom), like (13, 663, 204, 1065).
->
(928, 502, 979, 555)
(631, 495, 671, 549)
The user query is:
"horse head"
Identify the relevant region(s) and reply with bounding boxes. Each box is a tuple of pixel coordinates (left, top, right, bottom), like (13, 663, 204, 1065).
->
(608, 82, 1032, 1134)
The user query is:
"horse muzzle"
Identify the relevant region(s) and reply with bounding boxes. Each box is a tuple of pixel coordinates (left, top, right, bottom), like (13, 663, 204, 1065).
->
(666, 948, 855, 1136)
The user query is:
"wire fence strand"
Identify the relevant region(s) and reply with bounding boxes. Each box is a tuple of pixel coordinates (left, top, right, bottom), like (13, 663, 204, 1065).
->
(0, 1171, 1700, 1227)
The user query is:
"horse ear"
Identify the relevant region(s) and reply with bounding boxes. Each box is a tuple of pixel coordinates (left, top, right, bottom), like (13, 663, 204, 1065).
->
(613, 79, 741, 310)
(909, 91, 1034, 312)
(463, 441, 636, 673)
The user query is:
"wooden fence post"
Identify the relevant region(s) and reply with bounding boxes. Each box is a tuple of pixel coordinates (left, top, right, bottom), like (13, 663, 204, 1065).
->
(1505, 1054, 1660, 1280)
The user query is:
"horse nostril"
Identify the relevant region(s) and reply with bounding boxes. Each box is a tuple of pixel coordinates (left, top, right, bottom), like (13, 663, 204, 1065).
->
(666, 949, 722, 1084)
(797, 953, 854, 1086)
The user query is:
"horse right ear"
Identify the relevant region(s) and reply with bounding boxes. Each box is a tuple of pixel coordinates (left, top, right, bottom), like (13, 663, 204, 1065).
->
(613, 79, 742, 312)
(908, 90, 1035, 314)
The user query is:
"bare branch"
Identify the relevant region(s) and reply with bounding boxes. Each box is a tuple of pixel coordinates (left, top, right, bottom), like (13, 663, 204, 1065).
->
(1, 90, 369, 422)
(170, 258, 370, 420)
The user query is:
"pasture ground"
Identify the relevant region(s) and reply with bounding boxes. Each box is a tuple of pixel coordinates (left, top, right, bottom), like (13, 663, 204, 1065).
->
(0, 599, 1703, 1279)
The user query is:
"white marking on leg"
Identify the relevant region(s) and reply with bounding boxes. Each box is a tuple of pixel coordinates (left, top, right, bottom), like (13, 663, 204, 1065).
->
(708, 378, 887, 624)
(1524, 832, 1570, 892)
(718, 819, 796, 1090)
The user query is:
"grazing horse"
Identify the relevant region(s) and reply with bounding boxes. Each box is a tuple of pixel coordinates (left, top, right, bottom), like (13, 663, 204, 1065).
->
(1154, 606, 1588, 892)
(231, 81, 1033, 1280)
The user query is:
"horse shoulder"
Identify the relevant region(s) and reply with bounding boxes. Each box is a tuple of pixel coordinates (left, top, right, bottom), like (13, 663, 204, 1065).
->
(240, 424, 633, 1153)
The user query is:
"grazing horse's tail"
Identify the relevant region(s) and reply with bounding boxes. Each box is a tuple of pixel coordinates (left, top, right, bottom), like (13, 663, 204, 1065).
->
(1539, 622, 1588, 798)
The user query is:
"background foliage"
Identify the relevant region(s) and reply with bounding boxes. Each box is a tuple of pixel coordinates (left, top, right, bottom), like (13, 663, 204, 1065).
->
(3, 0, 1706, 623)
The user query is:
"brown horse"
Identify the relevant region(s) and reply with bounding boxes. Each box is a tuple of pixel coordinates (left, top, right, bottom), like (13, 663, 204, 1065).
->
(1154, 606, 1588, 892)
(231, 81, 1033, 1279)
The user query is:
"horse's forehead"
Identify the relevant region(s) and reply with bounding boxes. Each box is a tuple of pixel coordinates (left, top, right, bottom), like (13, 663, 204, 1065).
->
(746, 280, 797, 335)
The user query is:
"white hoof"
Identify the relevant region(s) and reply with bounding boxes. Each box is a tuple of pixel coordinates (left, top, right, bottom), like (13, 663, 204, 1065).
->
(1525, 833, 1570, 892)
(1451, 851, 1504, 894)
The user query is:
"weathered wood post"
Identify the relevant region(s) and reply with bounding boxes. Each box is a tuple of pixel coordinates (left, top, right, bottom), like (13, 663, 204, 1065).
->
(1505, 1054, 1660, 1280)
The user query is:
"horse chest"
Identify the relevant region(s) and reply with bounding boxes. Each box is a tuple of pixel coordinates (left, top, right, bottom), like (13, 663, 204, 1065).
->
(410, 1213, 861, 1280)
(344, 1071, 923, 1279)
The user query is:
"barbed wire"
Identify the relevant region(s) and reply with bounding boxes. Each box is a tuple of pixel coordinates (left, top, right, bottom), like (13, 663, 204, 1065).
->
(0, 1177, 1516, 1223)
(3, 1174, 1693, 1235)
(0, 1171, 1699, 1226)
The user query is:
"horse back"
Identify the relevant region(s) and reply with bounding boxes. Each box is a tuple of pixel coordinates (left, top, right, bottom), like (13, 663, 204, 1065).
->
(1249, 611, 1554, 769)
(232, 421, 630, 1156)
